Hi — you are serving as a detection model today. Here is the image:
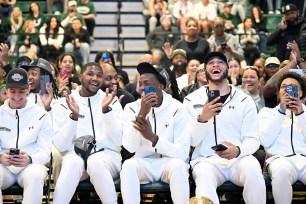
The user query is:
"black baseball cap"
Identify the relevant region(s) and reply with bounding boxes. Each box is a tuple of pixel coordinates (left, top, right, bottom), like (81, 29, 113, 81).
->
(137, 62, 167, 87)
(282, 4, 298, 14)
(204, 52, 228, 65)
(21, 58, 52, 75)
(16, 56, 32, 68)
(6, 68, 29, 89)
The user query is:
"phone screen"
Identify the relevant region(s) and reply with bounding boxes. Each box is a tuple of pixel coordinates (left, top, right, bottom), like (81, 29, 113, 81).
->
(59, 70, 67, 79)
(144, 86, 156, 95)
(102, 52, 110, 63)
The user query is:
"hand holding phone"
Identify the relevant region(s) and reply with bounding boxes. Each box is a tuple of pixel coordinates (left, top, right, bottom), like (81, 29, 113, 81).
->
(211, 144, 228, 151)
(59, 70, 67, 79)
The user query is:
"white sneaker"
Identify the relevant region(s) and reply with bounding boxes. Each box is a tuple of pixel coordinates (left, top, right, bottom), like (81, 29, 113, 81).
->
(268, 11, 274, 14)
(275, 10, 281, 14)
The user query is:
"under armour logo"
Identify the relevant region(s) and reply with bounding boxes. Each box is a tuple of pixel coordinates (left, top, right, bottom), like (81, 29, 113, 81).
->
(229, 106, 235, 109)
(165, 124, 169, 128)
(29, 126, 34, 130)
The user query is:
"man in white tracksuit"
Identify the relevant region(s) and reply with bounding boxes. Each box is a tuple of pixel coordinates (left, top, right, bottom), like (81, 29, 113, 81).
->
(121, 62, 190, 204)
(52, 62, 123, 204)
(0, 68, 53, 204)
(184, 52, 266, 204)
(259, 72, 306, 204)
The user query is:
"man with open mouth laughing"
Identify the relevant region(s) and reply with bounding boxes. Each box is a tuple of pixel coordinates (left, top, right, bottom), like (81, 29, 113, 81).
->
(184, 52, 266, 204)
(52, 62, 123, 204)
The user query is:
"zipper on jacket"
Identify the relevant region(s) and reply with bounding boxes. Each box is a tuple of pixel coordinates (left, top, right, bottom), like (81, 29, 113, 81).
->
(15, 110, 20, 148)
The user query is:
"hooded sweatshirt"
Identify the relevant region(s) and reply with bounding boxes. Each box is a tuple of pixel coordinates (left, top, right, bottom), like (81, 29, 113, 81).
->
(123, 91, 190, 162)
(52, 86, 123, 159)
(0, 100, 53, 166)
(184, 85, 260, 167)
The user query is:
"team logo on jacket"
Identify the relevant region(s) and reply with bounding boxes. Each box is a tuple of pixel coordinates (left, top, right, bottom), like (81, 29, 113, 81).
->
(0, 127, 11, 132)
(193, 104, 203, 109)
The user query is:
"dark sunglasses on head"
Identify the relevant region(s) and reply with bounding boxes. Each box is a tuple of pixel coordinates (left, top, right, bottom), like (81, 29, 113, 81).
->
(266, 64, 279, 69)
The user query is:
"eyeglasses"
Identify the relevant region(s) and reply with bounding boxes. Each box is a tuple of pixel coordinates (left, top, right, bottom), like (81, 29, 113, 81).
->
(266, 64, 279, 69)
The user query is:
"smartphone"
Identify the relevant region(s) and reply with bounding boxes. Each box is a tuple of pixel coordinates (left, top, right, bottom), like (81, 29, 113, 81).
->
(40, 75, 50, 95)
(286, 84, 298, 98)
(102, 52, 110, 63)
(211, 144, 228, 151)
(144, 86, 156, 95)
(59, 69, 67, 79)
(207, 90, 221, 113)
(9, 148, 20, 155)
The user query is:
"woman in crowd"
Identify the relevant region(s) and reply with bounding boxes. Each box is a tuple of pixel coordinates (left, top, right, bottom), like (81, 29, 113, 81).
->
(8, 6, 23, 53)
(148, 0, 168, 32)
(176, 59, 200, 90)
(56, 53, 80, 96)
(228, 57, 242, 86)
(172, 0, 194, 35)
(26, 2, 46, 30)
(251, 6, 268, 52)
(39, 16, 64, 61)
(241, 66, 265, 111)
(174, 17, 210, 64)
(237, 17, 260, 65)
(17, 19, 39, 58)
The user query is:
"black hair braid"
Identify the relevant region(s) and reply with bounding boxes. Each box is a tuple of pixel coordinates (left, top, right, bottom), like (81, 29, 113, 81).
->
(166, 67, 183, 102)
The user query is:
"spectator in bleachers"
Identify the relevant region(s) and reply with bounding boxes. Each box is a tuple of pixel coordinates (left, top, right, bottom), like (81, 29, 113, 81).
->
(208, 17, 244, 61)
(228, 57, 242, 86)
(258, 71, 306, 204)
(241, 66, 265, 111)
(0, 0, 15, 19)
(176, 59, 200, 90)
(94, 50, 130, 89)
(8, 6, 24, 54)
(172, 0, 194, 35)
(47, 0, 65, 14)
(52, 62, 123, 204)
(193, 0, 217, 38)
(184, 52, 266, 204)
(218, 2, 240, 34)
(237, 17, 260, 65)
(0, 80, 6, 106)
(181, 63, 207, 98)
(253, 57, 266, 79)
(61, 0, 86, 31)
(146, 14, 181, 66)
(267, 0, 282, 14)
(251, 6, 268, 53)
(263, 41, 306, 109)
(17, 20, 39, 59)
(0, 68, 53, 204)
(163, 46, 188, 75)
(26, 2, 46, 31)
(56, 53, 80, 95)
(148, 0, 168, 33)
(174, 17, 210, 64)
(228, 0, 246, 21)
(100, 63, 135, 109)
(39, 16, 64, 62)
(267, 4, 306, 62)
(121, 62, 190, 204)
(63, 18, 90, 65)
(77, 0, 96, 40)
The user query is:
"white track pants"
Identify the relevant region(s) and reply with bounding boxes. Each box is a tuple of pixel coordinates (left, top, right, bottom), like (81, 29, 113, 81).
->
(120, 157, 189, 204)
(0, 164, 48, 204)
(192, 155, 266, 204)
(53, 151, 121, 204)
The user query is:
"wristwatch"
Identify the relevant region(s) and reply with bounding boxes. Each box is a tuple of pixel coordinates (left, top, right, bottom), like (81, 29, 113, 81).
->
(297, 58, 305, 65)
